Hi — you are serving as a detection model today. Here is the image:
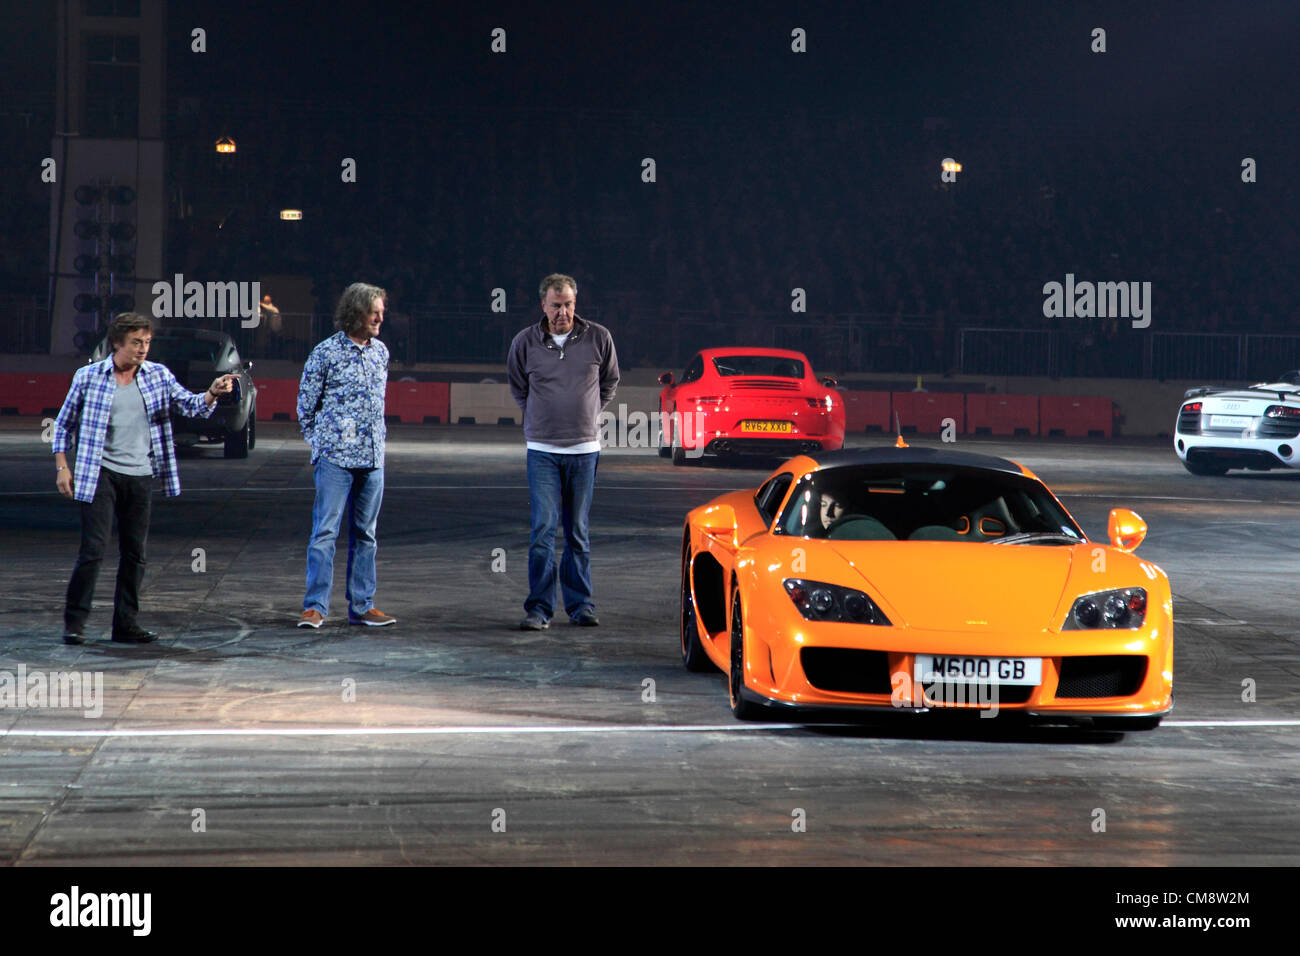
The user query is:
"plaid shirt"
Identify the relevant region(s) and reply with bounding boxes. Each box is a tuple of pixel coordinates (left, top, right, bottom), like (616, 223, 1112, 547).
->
(52, 357, 214, 502)
(297, 331, 388, 468)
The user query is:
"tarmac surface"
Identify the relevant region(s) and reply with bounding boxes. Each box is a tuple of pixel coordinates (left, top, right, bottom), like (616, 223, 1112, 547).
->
(1, 418, 1297, 865)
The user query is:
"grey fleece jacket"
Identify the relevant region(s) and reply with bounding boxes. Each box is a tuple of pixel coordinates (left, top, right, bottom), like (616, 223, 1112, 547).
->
(506, 315, 620, 446)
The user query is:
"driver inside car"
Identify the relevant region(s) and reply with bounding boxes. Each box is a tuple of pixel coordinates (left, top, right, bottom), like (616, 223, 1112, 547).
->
(819, 492, 846, 532)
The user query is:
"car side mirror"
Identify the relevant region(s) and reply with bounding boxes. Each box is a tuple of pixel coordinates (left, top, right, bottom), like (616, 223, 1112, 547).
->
(659, 372, 674, 386)
(699, 503, 736, 540)
(1107, 508, 1146, 552)
(819, 376, 838, 388)
(244, 360, 254, 372)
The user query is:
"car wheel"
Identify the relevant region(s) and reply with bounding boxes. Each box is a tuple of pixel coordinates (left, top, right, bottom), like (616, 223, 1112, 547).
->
(247, 402, 257, 450)
(728, 591, 765, 719)
(657, 408, 671, 458)
(680, 541, 714, 672)
(224, 413, 251, 459)
(1182, 459, 1228, 476)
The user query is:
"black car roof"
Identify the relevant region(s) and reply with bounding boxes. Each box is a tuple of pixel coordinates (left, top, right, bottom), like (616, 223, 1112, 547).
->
(152, 328, 231, 343)
(807, 446, 1026, 476)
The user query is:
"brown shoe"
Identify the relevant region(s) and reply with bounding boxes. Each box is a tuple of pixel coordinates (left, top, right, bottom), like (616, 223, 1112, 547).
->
(297, 609, 325, 628)
(349, 608, 396, 627)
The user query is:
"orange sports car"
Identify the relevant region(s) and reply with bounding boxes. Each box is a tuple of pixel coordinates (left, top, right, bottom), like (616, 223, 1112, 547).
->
(679, 446, 1173, 729)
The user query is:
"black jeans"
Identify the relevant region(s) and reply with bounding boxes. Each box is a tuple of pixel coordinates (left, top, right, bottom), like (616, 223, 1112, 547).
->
(64, 468, 152, 633)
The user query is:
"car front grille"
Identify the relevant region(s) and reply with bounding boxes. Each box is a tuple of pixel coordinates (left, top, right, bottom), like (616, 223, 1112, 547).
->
(1056, 655, 1147, 698)
(800, 648, 892, 694)
(922, 683, 1034, 705)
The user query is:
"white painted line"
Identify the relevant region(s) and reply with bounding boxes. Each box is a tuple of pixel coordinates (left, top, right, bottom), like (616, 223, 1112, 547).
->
(1062, 493, 1300, 505)
(0, 723, 802, 738)
(1162, 719, 1300, 727)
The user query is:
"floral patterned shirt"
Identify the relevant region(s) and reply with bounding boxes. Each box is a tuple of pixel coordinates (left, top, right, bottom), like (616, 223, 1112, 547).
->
(297, 331, 388, 468)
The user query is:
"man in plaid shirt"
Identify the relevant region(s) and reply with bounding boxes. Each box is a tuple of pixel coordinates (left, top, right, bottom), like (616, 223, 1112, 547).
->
(52, 312, 235, 645)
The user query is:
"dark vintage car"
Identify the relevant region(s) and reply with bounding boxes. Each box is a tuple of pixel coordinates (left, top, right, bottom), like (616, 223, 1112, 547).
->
(91, 327, 257, 457)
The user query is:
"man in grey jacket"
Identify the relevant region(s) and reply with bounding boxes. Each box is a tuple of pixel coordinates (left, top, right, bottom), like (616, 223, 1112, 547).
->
(507, 274, 619, 629)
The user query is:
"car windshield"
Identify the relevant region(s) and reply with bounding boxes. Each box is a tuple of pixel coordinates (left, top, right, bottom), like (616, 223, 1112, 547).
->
(712, 355, 805, 378)
(775, 464, 1085, 543)
(146, 337, 223, 364)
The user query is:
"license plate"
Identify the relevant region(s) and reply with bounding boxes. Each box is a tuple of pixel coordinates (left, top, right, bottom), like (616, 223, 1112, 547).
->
(915, 655, 1042, 686)
(740, 420, 792, 433)
(1209, 414, 1251, 429)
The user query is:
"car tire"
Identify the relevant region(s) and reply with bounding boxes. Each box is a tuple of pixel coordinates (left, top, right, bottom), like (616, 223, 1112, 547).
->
(224, 412, 252, 459)
(728, 591, 765, 720)
(1182, 459, 1228, 476)
(247, 401, 257, 451)
(657, 408, 672, 458)
(680, 541, 715, 672)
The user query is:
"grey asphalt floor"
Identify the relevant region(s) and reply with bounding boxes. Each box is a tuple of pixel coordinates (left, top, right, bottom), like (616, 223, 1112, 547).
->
(1, 419, 1297, 864)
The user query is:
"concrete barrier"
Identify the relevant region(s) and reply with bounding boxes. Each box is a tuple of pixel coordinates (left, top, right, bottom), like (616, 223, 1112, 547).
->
(385, 381, 450, 423)
(965, 394, 1039, 436)
(0, 372, 73, 416)
(449, 383, 520, 425)
(891, 391, 965, 434)
(255, 378, 300, 421)
(840, 390, 892, 432)
(1040, 395, 1113, 437)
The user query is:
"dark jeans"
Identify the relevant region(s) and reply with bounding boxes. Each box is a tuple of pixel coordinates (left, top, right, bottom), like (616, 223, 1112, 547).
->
(525, 450, 598, 620)
(64, 467, 152, 633)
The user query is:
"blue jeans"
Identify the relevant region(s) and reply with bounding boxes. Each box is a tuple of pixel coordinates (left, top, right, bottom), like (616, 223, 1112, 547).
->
(304, 457, 384, 618)
(526, 450, 598, 620)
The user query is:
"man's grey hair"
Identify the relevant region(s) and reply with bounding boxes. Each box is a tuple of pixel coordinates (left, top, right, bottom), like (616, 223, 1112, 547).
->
(334, 282, 387, 335)
(538, 273, 577, 300)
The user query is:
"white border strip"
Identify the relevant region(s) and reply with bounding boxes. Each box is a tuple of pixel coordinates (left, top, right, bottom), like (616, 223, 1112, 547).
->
(0, 723, 801, 738)
(2, 718, 1297, 738)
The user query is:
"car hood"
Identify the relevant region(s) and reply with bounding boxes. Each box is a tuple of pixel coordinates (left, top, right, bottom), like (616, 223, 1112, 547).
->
(824, 540, 1079, 631)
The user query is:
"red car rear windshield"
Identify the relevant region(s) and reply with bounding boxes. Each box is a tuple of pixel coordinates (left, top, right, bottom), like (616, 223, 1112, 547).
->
(712, 356, 805, 378)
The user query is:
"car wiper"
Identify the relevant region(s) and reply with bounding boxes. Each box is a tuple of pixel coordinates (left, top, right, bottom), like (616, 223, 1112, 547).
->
(989, 532, 1083, 546)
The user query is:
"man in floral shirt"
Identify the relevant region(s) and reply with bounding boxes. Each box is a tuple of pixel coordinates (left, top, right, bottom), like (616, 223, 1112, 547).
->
(296, 283, 396, 628)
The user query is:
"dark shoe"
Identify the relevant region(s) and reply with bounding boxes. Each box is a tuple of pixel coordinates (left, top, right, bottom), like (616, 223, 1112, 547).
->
(62, 630, 84, 646)
(571, 608, 600, 626)
(111, 626, 157, 644)
(519, 613, 550, 630)
(349, 608, 396, 626)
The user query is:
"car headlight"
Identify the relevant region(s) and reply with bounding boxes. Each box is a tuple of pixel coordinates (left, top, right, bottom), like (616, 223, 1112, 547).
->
(783, 579, 891, 625)
(1063, 587, 1147, 630)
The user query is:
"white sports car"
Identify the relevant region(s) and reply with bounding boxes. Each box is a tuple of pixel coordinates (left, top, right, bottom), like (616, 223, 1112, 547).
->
(1174, 372, 1300, 475)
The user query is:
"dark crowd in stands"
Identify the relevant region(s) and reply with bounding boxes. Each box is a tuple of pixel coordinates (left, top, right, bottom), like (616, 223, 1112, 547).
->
(3, 101, 1296, 373)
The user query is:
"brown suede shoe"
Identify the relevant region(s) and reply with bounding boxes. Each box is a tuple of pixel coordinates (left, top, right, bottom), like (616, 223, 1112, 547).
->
(348, 608, 396, 626)
(297, 609, 325, 628)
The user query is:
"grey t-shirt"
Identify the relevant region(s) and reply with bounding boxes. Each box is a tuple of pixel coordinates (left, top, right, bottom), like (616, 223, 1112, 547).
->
(101, 378, 153, 476)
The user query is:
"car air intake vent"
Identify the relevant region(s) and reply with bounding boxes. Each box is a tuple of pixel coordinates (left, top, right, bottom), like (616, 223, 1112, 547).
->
(800, 648, 892, 693)
(1258, 418, 1300, 439)
(731, 379, 800, 390)
(1056, 655, 1147, 698)
(923, 683, 1033, 705)
(1176, 408, 1201, 434)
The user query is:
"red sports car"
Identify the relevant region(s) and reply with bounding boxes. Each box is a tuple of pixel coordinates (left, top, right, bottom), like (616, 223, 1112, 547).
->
(657, 348, 845, 464)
